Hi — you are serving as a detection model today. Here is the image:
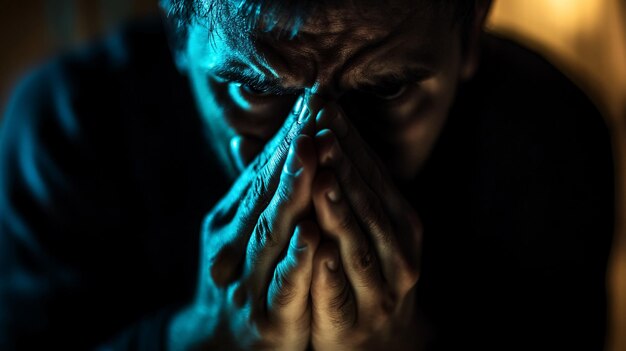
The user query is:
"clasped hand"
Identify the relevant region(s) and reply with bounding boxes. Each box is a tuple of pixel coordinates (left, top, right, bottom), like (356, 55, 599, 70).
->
(169, 97, 422, 350)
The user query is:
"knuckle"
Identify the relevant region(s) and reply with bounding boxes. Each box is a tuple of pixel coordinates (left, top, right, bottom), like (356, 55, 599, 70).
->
(328, 285, 355, 329)
(352, 245, 375, 274)
(359, 198, 397, 251)
(251, 154, 266, 173)
(254, 141, 279, 173)
(359, 251, 375, 272)
(333, 211, 355, 233)
(239, 193, 256, 218)
(274, 179, 294, 206)
(272, 267, 297, 307)
(252, 174, 269, 199)
(359, 199, 388, 236)
(254, 212, 278, 249)
(398, 262, 420, 294)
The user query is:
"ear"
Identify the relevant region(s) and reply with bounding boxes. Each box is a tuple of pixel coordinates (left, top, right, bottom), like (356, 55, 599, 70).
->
(459, 0, 493, 81)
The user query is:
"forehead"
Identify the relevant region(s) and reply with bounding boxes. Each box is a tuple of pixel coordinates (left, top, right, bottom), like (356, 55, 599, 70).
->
(187, 0, 456, 85)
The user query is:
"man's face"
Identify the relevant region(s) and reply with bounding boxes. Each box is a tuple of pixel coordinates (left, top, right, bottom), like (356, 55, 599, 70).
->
(183, 0, 471, 180)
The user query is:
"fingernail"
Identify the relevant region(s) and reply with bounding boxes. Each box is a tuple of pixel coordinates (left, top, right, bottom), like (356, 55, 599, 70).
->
(326, 260, 338, 272)
(297, 103, 310, 124)
(315, 108, 330, 129)
(291, 230, 308, 250)
(284, 140, 303, 176)
(326, 182, 341, 203)
(331, 112, 348, 138)
(292, 96, 304, 115)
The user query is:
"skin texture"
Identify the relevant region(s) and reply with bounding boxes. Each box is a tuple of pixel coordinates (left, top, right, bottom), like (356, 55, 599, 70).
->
(185, 1, 476, 179)
(168, 0, 490, 349)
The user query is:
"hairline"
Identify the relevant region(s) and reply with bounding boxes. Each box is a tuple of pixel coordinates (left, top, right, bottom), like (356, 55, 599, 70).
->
(161, 0, 477, 51)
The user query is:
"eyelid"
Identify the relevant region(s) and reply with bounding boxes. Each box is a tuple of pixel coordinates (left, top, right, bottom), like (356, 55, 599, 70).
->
(372, 84, 409, 100)
(367, 74, 429, 90)
(212, 72, 301, 96)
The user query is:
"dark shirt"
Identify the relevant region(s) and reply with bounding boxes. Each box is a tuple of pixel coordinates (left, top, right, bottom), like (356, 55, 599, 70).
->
(0, 18, 614, 350)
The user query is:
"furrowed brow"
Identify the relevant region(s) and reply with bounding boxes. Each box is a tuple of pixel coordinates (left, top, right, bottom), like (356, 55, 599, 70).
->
(358, 67, 434, 91)
(212, 66, 302, 95)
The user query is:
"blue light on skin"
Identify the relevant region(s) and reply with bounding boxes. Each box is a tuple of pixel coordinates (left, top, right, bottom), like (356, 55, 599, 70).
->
(185, 25, 242, 178)
(228, 82, 252, 110)
(183, 16, 302, 179)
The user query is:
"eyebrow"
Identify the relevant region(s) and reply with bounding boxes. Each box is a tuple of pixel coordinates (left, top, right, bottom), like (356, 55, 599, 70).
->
(212, 67, 303, 95)
(358, 67, 434, 91)
(212, 64, 434, 95)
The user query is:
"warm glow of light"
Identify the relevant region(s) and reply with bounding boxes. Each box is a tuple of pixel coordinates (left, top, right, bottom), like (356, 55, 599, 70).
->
(487, 2, 626, 350)
(487, 0, 625, 121)
(543, 0, 600, 31)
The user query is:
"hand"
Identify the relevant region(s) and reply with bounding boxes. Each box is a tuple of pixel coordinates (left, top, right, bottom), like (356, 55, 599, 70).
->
(309, 105, 423, 350)
(168, 97, 321, 350)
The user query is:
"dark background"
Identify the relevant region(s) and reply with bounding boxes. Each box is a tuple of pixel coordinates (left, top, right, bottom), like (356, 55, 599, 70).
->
(0, 1, 624, 349)
(0, 0, 157, 112)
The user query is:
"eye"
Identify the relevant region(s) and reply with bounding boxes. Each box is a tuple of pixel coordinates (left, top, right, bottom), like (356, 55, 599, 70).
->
(368, 84, 409, 100)
(239, 83, 273, 97)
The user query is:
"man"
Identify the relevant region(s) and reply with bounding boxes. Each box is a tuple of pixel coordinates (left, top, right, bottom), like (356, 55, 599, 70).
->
(0, 0, 614, 350)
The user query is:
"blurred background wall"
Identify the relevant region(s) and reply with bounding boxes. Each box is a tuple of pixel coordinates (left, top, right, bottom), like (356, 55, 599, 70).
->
(485, 2, 626, 350)
(0, 0, 157, 111)
(0, 0, 625, 349)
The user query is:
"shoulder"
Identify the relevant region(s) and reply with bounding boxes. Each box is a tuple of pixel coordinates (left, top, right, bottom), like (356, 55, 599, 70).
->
(467, 33, 610, 140)
(440, 32, 615, 236)
(1, 18, 172, 145)
(0, 17, 184, 212)
(0, 17, 187, 172)
(456, 33, 613, 172)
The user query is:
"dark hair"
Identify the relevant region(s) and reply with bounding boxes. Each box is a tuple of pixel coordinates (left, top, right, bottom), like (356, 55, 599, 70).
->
(161, 0, 478, 50)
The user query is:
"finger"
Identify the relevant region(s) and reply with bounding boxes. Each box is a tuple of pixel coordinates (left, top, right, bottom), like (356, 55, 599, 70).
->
(316, 105, 422, 276)
(267, 221, 320, 325)
(312, 170, 387, 315)
(311, 240, 356, 339)
(315, 105, 400, 210)
(207, 97, 315, 286)
(245, 134, 318, 298)
(237, 92, 320, 220)
(315, 129, 419, 295)
(215, 95, 309, 225)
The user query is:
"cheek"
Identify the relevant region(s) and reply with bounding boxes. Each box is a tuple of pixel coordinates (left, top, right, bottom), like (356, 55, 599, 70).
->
(185, 24, 296, 142)
(189, 68, 301, 174)
(391, 72, 460, 178)
(192, 72, 297, 141)
(219, 83, 298, 141)
(340, 70, 460, 179)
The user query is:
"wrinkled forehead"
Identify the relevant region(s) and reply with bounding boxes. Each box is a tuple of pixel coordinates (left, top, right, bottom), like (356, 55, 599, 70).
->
(187, 0, 454, 82)
(206, 0, 443, 45)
